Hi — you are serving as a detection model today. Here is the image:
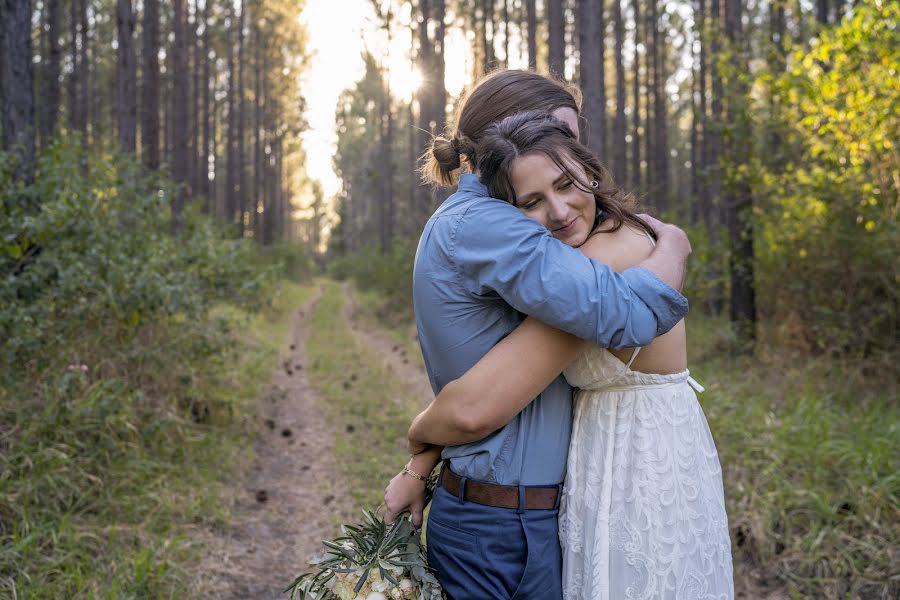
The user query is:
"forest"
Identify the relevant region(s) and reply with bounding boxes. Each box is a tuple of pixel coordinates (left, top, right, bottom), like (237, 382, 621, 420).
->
(1, 0, 897, 598)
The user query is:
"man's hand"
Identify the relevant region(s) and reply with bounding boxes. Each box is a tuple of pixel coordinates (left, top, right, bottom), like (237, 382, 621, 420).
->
(638, 214, 691, 291)
(383, 469, 427, 528)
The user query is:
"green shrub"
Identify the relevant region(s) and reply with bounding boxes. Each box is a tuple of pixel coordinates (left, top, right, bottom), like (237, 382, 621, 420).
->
(327, 238, 415, 308)
(0, 139, 276, 379)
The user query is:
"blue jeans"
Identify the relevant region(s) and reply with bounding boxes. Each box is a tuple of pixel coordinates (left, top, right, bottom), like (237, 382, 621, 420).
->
(425, 479, 563, 600)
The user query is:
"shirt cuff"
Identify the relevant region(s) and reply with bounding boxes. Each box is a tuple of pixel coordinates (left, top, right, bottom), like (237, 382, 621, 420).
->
(621, 266, 690, 337)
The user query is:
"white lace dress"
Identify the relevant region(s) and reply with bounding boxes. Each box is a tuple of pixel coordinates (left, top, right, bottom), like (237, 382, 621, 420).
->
(559, 345, 734, 600)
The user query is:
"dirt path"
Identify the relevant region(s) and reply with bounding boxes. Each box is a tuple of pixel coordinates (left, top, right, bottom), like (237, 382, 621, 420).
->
(194, 286, 353, 599)
(341, 284, 434, 407)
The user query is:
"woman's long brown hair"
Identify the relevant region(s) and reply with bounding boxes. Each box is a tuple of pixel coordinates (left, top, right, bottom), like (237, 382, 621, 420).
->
(476, 110, 656, 241)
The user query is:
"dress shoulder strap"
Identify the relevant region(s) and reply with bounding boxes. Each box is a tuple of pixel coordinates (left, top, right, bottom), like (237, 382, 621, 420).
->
(624, 347, 642, 370)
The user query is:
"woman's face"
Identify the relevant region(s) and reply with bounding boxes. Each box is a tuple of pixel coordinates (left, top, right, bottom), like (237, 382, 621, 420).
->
(508, 150, 595, 248)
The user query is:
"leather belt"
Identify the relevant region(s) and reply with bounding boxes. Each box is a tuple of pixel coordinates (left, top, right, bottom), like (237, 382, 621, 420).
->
(440, 466, 560, 510)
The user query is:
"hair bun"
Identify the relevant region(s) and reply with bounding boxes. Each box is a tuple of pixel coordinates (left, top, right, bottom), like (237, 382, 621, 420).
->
(432, 136, 461, 172)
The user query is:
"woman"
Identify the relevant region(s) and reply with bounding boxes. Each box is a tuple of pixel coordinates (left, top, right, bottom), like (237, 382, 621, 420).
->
(387, 111, 733, 599)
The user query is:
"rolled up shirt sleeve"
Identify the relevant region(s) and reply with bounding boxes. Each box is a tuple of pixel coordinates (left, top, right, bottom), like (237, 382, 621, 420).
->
(453, 198, 688, 349)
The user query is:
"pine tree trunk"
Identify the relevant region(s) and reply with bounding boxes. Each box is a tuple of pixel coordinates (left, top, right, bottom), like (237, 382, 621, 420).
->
(254, 18, 264, 241)
(612, 0, 627, 185)
(548, 0, 564, 77)
(630, 0, 641, 190)
(78, 0, 89, 142)
(225, 3, 238, 229)
(172, 0, 190, 234)
(41, 0, 61, 144)
(579, 0, 606, 158)
(0, 0, 36, 187)
(502, 0, 510, 66)
(696, 0, 709, 221)
(116, 0, 137, 154)
(526, 0, 537, 69)
(191, 1, 202, 196)
(142, 0, 160, 169)
(651, 0, 668, 210)
(707, 0, 725, 314)
(201, 0, 212, 206)
(724, 0, 756, 350)
(236, 0, 247, 236)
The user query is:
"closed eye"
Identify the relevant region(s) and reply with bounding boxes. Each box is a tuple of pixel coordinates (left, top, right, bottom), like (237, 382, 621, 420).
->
(520, 197, 542, 210)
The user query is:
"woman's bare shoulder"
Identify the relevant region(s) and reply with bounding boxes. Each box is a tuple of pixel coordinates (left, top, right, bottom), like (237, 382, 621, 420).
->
(578, 222, 655, 272)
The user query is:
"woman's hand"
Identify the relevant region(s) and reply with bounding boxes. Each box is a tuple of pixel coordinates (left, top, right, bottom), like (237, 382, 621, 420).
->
(383, 469, 428, 528)
(383, 446, 443, 527)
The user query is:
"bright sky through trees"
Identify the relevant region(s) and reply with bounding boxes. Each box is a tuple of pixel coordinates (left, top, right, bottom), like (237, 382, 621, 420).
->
(301, 0, 473, 199)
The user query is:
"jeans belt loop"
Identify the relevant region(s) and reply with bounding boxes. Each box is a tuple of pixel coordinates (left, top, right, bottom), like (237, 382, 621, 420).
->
(457, 476, 468, 504)
(553, 483, 562, 510)
(517, 485, 526, 514)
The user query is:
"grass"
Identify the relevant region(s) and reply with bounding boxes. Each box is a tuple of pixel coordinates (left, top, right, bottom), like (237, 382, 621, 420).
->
(0, 279, 315, 599)
(686, 315, 899, 600)
(304, 280, 423, 509)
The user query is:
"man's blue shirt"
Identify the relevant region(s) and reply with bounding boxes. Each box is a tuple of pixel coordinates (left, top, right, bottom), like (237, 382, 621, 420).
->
(413, 174, 688, 486)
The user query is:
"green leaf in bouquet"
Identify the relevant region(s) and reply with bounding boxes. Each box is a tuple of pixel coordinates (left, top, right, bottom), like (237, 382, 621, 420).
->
(353, 566, 371, 593)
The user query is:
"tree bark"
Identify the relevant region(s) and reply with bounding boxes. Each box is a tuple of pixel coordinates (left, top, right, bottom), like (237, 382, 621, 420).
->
(724, 0, 756, 350)
(201, 0, 212, 205)
(612, 0, 626, 184)
(254, 15, 264, 241)
(172, 0, 190, 234)
(41, 0, 61, 144)
(225, 2, 238, 229)
(0, 0, 36, 186)
(526, 0, 537, 69)
(78, 0, 89, 141)
(630, 0, 641, 190)
(142, 0, 160, 169)
(236, 0, 247, 236)
(548, 0, 564, 77)
(579, 0, 606, 159)
(117, 0, 137, 154)
(651, 0, 668, 209)
(696, 0, 709, 221)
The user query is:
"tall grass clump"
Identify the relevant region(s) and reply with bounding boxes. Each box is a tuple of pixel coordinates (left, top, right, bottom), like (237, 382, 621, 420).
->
(0, 139, 298, 598)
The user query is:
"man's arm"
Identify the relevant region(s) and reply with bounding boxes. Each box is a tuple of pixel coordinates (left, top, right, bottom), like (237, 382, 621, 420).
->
(454, 200, 689, 349)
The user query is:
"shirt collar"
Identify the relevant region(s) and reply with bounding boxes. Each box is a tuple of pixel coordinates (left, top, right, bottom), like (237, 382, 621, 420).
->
(458, 173, 488, 196)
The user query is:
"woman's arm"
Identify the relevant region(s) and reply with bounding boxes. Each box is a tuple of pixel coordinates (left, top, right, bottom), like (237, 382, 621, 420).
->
(407, 225, 657, 448)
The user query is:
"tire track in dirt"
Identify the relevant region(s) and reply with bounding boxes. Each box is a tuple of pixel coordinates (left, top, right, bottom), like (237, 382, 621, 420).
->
(194, 285, 353, 599)
(341, 284, 434, 408)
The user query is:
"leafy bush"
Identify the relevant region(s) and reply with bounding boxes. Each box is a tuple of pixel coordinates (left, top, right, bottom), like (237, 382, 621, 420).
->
(328, 238, 415, 307)
(753, 2, 899, 356)
(0, 138, 305, 597)
(0, 139, 276, 378)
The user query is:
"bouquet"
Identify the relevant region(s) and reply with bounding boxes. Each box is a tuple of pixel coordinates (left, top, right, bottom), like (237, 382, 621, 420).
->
(285, 472, 444, 600)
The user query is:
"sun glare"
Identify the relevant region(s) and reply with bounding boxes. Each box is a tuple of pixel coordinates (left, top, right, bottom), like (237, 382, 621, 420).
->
(387, 63, 422, 103)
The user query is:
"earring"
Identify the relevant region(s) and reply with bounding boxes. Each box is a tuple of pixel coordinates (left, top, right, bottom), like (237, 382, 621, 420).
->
(589, 180, 599, 189)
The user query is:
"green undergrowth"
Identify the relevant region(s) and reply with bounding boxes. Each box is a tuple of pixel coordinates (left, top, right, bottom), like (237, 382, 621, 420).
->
(0, 280, 314, 599)
(686, 316, 898, 599)
(305, 280, 422, 509)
